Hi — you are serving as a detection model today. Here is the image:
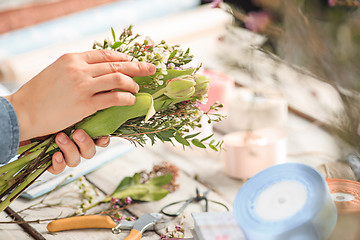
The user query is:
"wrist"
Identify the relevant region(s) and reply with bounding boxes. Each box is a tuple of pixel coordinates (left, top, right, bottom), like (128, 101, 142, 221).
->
(4, 94, 33, 141)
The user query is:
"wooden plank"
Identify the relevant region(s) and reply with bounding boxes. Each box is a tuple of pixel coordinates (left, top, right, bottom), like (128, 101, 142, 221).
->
(86, 146, 232, 239)
(0, 211, 32, 240)
(5, 179, 125, 239)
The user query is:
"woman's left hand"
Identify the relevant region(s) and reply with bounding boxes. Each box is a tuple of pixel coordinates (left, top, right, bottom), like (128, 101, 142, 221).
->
(21, 130, 110, 175)
(48, 129, 110, 174)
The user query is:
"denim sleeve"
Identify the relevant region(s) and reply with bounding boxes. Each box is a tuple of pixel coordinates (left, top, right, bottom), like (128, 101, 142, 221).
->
(0, 97, 20, 164)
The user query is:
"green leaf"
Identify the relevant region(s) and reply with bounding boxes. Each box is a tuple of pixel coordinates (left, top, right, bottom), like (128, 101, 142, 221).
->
(168, 50, 177, 60)
(185, 48, 190, 55)
(108, 175, 171, 202)
(134, 75, 154, 86)
(145, 96, 155, 122)
(191, 138, 206, 148)
(209, 144, 218, 152)
(156, 130, 174, 142)
(111, 27, 116, 42)
(110, 185, 149, 200)
(111, 176, 134, 195)
(200, 134, 214, 142)
(136, 185, 169, 201)
(147, 133, 156, 145)
(162, 69, 195, 82)
(155, 133, 165, 143)
(111, 41, 122, 49)
(184, 132, 201, 139)
(146, 174, 172, 186)
(132, 173, 141, 184)
(175, 133, 190, 146)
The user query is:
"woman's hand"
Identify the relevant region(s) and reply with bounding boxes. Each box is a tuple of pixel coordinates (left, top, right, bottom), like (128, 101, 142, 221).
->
(47, 130, 110, 175)
(5, 50, 156, 141)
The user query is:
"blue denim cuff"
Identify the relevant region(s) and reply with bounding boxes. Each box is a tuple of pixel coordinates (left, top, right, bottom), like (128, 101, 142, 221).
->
(0, 97, 20, 164)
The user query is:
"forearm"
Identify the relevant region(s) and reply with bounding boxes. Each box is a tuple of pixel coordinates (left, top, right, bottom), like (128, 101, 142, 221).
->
(0, 97, 20, 164)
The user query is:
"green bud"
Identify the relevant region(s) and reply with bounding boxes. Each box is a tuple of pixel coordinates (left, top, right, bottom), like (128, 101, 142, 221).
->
(164, 75, 196, 99)
(193, 74, 210, 97)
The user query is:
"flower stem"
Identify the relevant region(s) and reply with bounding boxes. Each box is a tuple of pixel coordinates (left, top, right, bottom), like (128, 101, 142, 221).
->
(151, 88, 166, 99)
(0, 163, 25, 187)
(83, 200, 105, 212)
(0, 161, 51, 212)
(0, 142, 58, 175)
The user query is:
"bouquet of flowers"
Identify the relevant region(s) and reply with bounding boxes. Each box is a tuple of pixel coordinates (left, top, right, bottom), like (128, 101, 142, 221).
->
(0, 26, 223, 212)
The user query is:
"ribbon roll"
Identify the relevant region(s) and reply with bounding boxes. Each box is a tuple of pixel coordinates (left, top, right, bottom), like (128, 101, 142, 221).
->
(233, 163, 337, 240)
(326, 178, 360, 240)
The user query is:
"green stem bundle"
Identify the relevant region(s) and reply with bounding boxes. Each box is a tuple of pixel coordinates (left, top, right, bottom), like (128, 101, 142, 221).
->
(0, 26, 224, 212)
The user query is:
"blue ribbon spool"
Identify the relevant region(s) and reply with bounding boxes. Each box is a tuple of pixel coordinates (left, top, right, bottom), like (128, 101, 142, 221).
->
(233, 163, 337, 240)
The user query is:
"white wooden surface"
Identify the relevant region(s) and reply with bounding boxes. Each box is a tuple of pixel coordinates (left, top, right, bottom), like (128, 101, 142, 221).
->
(0, 4, 347, 240)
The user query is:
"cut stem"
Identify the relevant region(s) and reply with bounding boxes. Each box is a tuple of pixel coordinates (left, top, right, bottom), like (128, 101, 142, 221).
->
(0, 161, 51, 212)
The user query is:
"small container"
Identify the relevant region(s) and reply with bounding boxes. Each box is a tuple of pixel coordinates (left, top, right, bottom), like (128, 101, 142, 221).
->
(222, 128, 287, 179)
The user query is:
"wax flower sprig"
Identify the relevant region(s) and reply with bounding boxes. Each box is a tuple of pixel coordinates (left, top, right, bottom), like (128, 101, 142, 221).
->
(0, 26, 224, 212)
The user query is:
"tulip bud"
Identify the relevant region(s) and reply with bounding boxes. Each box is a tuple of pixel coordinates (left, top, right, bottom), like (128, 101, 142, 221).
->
(193, 74, 210, 97)
(164, 75, 196, 99)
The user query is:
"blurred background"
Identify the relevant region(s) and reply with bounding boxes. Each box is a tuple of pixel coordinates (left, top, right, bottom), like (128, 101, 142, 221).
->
(2, 0, 360, 180)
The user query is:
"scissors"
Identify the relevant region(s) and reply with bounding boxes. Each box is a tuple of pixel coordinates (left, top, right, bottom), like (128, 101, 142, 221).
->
(160, 188, 229, 217)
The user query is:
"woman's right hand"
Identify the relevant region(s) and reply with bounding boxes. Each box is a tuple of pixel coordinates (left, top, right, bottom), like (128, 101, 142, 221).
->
(5, 50, 156, 141)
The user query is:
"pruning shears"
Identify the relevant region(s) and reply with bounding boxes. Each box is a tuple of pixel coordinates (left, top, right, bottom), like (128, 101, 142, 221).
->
(47, 213, 165, 239)
(160, 188, 229, 217)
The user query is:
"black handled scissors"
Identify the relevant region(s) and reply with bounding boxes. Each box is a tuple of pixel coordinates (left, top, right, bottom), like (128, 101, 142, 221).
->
(160, 188, 229, 217)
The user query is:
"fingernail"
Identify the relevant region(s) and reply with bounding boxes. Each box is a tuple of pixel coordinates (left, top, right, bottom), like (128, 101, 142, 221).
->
(147, 63, 156, 73)
(55, 154, 63, 164)
(57, 133, 68, 145)
(135, 83, 140, 93)
(74, 130, 86, 142)
(103, 137, 110, 145)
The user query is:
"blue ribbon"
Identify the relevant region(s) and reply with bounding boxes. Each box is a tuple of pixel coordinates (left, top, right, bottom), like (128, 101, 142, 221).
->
(233, 163, 337, 240)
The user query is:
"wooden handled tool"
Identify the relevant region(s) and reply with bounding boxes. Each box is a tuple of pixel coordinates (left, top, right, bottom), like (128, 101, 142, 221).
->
(47, 215, 116, 232)
(124, 229, 143, 240)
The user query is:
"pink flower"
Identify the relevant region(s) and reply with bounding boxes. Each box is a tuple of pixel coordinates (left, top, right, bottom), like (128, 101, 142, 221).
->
(175, 224, 182, 232)
(216, 236, 229, 240)
(328, 0, 336, 6)
(211, 0, 223, 8)
(160, 233, 167, 239)
(130, 216, 136, 221)
(143, 45, 151, 52)
(111, 197, 119, 204)
(244, 11, 271, 33)
(125, 196, 132, 205)
(202, 0, 222, 8)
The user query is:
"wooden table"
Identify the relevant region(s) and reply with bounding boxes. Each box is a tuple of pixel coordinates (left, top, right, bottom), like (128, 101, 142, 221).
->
(0, 111, 341, 240)
(0, 4, 345, 240)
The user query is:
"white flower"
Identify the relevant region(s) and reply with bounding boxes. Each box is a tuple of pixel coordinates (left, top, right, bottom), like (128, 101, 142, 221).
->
(75, 209, 84, 215)
(144, 36, 154, 46)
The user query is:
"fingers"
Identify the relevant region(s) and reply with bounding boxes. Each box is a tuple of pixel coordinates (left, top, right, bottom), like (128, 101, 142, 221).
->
(92, 91, 137, 110)
(91, 61, 156, 78)
(72, 129, 97, 159)
(48, 152, 66, 175)
(48, 130, 101, 175)
(55, 132, 81, 168)
(95, 136, 110, 148)
(81, 50, 132, 64)
(91, 73, 139, 94)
